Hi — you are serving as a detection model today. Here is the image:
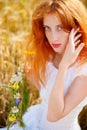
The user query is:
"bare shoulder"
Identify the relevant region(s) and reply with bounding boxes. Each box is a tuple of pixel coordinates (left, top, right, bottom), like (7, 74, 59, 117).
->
(67, 75, 87, 103)
(70, 62, 87, 92)
(74, 75, 87, 86)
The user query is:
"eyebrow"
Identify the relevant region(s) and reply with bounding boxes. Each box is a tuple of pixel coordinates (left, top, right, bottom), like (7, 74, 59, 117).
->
(43, 24, 63, 27)
(43, 25, 49, 27)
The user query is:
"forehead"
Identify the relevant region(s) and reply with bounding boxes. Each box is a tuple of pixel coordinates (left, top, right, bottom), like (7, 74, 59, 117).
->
(43, 13, 61, 26)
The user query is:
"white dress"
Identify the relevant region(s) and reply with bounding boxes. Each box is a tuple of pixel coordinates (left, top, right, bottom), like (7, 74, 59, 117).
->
(1, 62, 87, 130)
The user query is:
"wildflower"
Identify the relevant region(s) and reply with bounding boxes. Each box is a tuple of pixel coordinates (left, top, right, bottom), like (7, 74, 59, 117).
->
(3, 65, 30, 129)
(12, 82, 19, 90)
(15, 99, 20, 106)
(14, 92, 20, 99)
(12, 106, 19, 113)
(8, 114, 17, 123)
(10, 72, 22, 84)
(24, 50, 36, 55)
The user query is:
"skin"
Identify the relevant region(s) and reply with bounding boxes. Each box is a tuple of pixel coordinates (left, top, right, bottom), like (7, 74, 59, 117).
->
(43, 13, 87, 122)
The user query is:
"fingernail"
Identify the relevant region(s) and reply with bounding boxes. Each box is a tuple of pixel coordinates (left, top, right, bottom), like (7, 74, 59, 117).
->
(82, 43, 85, 47)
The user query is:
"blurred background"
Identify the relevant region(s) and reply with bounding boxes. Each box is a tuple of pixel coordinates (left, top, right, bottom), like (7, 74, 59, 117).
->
(0, 0, 87, 128)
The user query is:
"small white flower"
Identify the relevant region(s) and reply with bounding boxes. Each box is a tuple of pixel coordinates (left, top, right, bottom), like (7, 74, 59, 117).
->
(10, 72, 22, 83)
(12, 106, 19, 113)
(14, 92, 20, 99)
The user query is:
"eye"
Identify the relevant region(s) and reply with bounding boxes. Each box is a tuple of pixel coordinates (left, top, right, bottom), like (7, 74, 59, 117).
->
(44, 25, 50, 31)
(56, 25, 63, 31)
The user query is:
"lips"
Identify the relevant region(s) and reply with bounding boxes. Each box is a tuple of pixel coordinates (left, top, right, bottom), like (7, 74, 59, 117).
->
(52, 43, 61, 48)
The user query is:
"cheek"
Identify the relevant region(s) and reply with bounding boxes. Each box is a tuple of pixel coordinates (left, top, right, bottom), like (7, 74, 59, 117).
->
(63, 34, 69, 45)
(45, 32, 51, 43)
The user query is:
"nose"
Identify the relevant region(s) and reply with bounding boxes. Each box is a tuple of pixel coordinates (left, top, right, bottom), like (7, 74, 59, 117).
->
(51, 30, 58, 43)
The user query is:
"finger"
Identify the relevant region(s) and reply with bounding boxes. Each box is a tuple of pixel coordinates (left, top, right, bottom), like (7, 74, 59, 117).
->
(68, 29, 75, 49)
(69, 28, 79, 41)
(69, 28, 74, 39)
(75, 39, 81, 46)
(74, 33, 82, 43)
(73, 28, 80, 36)
(75, 43, 85, 56)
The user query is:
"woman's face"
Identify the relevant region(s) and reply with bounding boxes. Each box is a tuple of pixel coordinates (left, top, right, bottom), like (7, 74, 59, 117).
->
(43, 13, 69, 55)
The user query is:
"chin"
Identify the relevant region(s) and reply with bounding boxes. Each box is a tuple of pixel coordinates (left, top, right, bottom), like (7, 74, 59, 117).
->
(54, 50, 63, 54)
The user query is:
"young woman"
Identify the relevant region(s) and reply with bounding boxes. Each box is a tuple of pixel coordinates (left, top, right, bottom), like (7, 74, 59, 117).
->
(23, 0, 87, 130)
(1, 0, 87, 130)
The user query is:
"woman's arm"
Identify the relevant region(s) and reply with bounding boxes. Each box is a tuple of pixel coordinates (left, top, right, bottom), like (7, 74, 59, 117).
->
(47, 67, 87, 122)
(47, 66, 67, 121)
(47, 28, 86, 122)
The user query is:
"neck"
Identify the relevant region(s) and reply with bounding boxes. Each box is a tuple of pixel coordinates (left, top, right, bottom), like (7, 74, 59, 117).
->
(53, 53, 62, 69)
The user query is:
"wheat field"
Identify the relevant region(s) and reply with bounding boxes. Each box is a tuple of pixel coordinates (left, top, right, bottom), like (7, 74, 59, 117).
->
(0, 0, 40, 127)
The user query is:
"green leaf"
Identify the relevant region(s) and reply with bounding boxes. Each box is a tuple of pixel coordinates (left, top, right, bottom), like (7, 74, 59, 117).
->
(22, 88, 29, 114)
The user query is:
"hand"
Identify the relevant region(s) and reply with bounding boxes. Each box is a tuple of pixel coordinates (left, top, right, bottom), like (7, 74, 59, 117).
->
(59, 28, 85, 69)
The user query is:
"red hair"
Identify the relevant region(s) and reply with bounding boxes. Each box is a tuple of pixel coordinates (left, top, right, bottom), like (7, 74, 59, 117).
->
(25, 0, 87, 89)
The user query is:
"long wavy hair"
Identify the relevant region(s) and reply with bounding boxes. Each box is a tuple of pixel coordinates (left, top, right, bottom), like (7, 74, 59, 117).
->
(25, 0, 87, 89)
